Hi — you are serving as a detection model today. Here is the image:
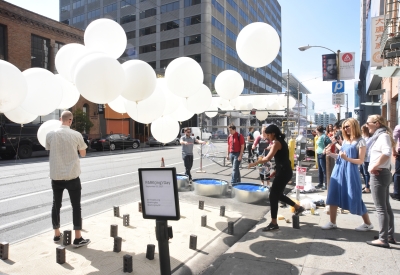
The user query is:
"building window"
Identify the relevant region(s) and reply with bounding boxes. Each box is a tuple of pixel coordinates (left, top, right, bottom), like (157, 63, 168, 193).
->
(226, 45, 238, 59)
(73, 0, 85, 9)
(61, 19, 70, 25)
(148, 61, 156, 69)
(160, 38, 179, 50)
(239, 8, 249, 23)
(61, 4, 70, 12)
(72, 14, 85, 24)
(54, 42, 64, 73)
(139, 25, 156, 37)
(184, 15, 201, 26)
(226, 28, 237, 41)
(211, 74, 216, 84)
(121, 14, 136, 24)
(212, 55, 224, 69)
(0, 24, 6, 60)
(226, 63, 238, 72)
(160, 20, 179, 31)
(121, 0, 136, 8)
(139, 43, 156, 54)
(188, 54, 201, 63)
(139, 8, 157, 19)
(184, 34, 201, 45)
(211, 36, 224, 51)
(249, 5, 257, 18)
(160, 58, 174, 68)
(211, 17, 224, 33)
(88, 9, 100, 20)
(126, 30, 136, 39)
(226, 11, 238, 27)
(161, 1, 179, 14)
(88, 0, 99, 3)
(104, 3, 117, 14)
(241, 0, 248, 8)
(211, 0, 224, 15)
(184, 0, 201, 7)
(227, 0, 238, 11)
(31, 34, 50, 69)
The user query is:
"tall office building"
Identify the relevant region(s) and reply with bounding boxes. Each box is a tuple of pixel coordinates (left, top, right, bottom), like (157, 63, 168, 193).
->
(314, 112, 336, 127)
(59, 0, 283, 94)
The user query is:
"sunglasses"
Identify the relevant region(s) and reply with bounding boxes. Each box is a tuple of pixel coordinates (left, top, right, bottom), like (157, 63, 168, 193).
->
(366, 121, 376, 125)
(343, 125, 350, 130)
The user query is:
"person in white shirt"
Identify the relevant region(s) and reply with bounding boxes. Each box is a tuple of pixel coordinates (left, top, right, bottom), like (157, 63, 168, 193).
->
(365, 115, 397, 248)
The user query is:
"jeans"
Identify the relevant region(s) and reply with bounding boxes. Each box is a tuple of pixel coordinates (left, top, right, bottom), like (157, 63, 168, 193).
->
(183, 154, 194, 180)
(370, 168, 395, 242)
(317, 153, 326, 186)
(360, 162, 370, 189)
(247, 144, 254, 163)
(51, 177, 82, 230)
(393, 155, 400, 196)
(229, 152, 241, 183)
(269, 166, 295, 219)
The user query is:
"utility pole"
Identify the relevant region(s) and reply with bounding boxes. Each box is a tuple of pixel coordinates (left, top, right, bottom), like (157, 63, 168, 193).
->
(286, 69, 290, 139)
(297, 83, 300, 136)
(345, 93, 349, 118)
(336, 49, 341, 121)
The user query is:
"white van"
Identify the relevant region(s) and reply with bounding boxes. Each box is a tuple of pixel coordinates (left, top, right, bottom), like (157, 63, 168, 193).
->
(180, 127, 212, 140)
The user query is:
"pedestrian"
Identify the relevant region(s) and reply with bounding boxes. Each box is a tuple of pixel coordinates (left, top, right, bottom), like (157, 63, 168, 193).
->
(45, 111, 90, 247)
(323, 118, 373, 231)
(360, 124, 371, 194)
(226, 124, 245, 184)
(252, 126, 272, 186)
(180, 127, 206, 182)
(365, 115, 397, 248)
(315, 125, 331, 190)
(246, 126, 255, 163)
(392, 123, 400, 201)
(248, 125, 304, 231)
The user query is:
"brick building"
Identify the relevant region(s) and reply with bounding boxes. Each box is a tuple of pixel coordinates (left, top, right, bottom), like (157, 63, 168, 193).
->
(0, 1, 100, 138)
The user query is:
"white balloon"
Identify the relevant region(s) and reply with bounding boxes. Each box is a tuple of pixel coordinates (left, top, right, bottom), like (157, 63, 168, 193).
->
(151, 116, 180, 144)
(20, 68, 62, 116)
(55, 75, 80, 110)
(121, 60, 157, 102)
(4, 106, 37, 124)
(229, 97, 242, 110)
(240, 102, 253, 115)
(37, 120, 62, 148)
(169, 99, 195, 122)
(289, 97, 297, 109)
(84, 18, 127, 59)
(252, 95, 268, 110)
(186, 84, 212, 114)
(236, 22, 280, 68)
(125, 84, 166, 124)
(108, 95, 127, 114)
(269, 99, 280, 114)
(277, 95, 288, 108)
(165, 57, 204, 98)
(215, 70, 244, 100)
(253, 130, 260, 140)
(217, 97, 233, 110)
(74, 53, 126, 104)
(205, 101, 218, 118)
(0, 60, 28, 113)
(256, 110, 269, 121)
(158, 79, 181, 116)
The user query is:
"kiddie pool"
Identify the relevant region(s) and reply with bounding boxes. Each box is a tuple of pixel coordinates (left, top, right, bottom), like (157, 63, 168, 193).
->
(192, 178, 228, 197)
(176, 174, 190, 191)
(232, 183, 269, 204)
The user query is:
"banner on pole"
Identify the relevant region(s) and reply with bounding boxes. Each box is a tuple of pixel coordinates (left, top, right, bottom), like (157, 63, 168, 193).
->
(339, 52, 355, 80)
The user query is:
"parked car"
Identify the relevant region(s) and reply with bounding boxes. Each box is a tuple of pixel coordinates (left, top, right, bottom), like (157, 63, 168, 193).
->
(212, 130, 228, 140)
(90, 134, 140, 151)
(146, 136, 180, 147)
(82, 133, 89, 151)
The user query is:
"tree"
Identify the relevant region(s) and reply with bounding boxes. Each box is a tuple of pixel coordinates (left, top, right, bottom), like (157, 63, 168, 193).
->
(72, 109, 93, 133)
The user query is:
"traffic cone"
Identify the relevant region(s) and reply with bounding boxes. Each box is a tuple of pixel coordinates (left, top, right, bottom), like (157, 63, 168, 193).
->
(161, 157, 165, 167)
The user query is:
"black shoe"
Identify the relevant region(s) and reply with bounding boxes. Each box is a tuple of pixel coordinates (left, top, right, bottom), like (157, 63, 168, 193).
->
(73, 237, 90, 248)
(390, 194, 400, 201)
(321, 185, 327, 190)
(374, 235, 397, 244)
(316, 185, 323, 189)
(53, 233, 63, 243)
(295, 206, 305, 216)
(262, 223, 279, 231)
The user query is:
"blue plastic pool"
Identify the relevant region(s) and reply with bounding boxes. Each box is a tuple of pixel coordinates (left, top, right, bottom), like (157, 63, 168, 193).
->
(194, 179, 227, 185)
(177, 175, 188, 180)
(233, 184, 268, 192)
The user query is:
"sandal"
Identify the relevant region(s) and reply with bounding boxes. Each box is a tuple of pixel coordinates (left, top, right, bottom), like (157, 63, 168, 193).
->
(374, 236, 397, 244)
(262, 222, 279, 231)
(362, 189, 371, 193)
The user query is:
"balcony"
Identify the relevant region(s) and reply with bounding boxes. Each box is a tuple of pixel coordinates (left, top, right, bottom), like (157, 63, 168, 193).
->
(380, 1, 400, 66)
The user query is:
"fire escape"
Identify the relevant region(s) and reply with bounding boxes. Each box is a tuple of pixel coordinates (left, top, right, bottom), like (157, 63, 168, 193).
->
(380, 1, 400, 66)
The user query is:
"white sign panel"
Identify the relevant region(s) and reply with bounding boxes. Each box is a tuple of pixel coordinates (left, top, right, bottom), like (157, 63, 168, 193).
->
(296, 166, 307, 190)
(371, 16, 388, 67)
(339, 52, 355, 80)
(332, 93, 345, 105)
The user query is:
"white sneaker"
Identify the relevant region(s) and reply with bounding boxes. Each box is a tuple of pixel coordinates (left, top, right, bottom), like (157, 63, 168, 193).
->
(355, 223, 374, 232)
(321, 221, 337, 230)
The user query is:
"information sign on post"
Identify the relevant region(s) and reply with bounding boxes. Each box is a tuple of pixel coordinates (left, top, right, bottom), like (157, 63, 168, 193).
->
(296, 166, 307, 190)
(332, 94, 345, 105)
(332, 81, 345, 93)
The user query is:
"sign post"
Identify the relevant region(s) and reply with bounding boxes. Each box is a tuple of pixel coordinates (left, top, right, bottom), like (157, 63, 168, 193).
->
(139, 168, 180, 275)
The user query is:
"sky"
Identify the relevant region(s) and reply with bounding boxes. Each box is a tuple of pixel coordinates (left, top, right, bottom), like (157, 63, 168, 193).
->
(5, 0, 360, 117)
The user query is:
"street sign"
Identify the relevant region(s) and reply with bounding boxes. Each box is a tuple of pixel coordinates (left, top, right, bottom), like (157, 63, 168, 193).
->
(332, 81, 345, 93)
(332, 94, 345, 105)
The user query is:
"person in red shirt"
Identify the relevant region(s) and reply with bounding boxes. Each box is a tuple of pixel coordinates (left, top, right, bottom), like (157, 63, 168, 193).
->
(226, 124, 245, 184)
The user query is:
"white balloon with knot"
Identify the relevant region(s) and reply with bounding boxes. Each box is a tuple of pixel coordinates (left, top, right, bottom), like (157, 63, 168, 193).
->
(108, 96, 127, 114)
(215, 70, 244, 101)
(186, 84, 212, 114)
(205, 101, 219, 118)
(256, 111, 269, 121)
(37, 120, 62, 148)
(55, 74, 80, 110)
(157, 78, 181, 116)
(169, 98, 195, 122)
(150, 116, 180, 144)
(4, 106, 37, 125)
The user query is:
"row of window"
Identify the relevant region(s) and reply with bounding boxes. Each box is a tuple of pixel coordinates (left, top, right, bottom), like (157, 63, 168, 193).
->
(211, 36, 224, 51)
(139, 34, 201, 53)
(212, 0, 224, 15)
(160, 54, 201, 68)
(161, 1, 179, 14)
(72, 0, 85, 9)
(104, 3, 118, 14)
(0, 24, 6, 60)
(226, 11, 238, 28)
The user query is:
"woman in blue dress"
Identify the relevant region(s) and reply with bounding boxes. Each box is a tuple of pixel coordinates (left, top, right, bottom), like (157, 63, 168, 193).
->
(322, 118, 374, 231)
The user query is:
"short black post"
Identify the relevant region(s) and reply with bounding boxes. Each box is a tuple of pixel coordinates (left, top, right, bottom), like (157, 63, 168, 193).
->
(201, 215, 207, 227)
(138, 202, 142, 213)
(167, 225, 173, 239)
(114, 236, 122, 252)
(114, 206, 120, 217)
(199, 201, 204, 210)
(292, 215, 300, 229)
(220, 206, 225, 216)
(189, 235, 197, 250)
(123, 214, 130, 226)
(56, 246, 65, 264)
(155, 220, 171, 275)
(63, 230, 71, 246)
(227, 221, 234, 235)
(0, 242, 9, 260)
(110, 224, 118, 237)
(146, 244, 155, 260)
(123, 254, 133, 273)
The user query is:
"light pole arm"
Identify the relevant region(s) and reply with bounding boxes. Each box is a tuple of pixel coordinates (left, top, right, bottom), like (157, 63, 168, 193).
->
(305, 45, 337, 54)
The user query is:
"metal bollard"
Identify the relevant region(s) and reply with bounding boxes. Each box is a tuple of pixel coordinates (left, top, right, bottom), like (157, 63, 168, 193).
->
(220, 206, 225, 216)
(0, 242, 9, 260)
(56, 246, 65, 264)
(199, 200, 204, 210)
(227, 221, 234, 235)
(123, 254, 133, 273)
(114, 236, 122, 252)
(168, 225, 173, 239)
(63, 230, 71, 246)
(110, 224, 118, 237)
(146, 244, 155, 260)
(138, 202, 142, 213)
(113, 206, 120, 217)
(123, 214, 130, 226)
(201, 215, 207, 227)
(189, 235, 197, 250)
(292, 215, 300, 229)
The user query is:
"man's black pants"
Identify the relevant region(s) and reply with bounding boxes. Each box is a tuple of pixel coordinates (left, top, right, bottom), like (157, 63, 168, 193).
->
(183, 154, 194, 180)
(51, 177, 82, 230)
